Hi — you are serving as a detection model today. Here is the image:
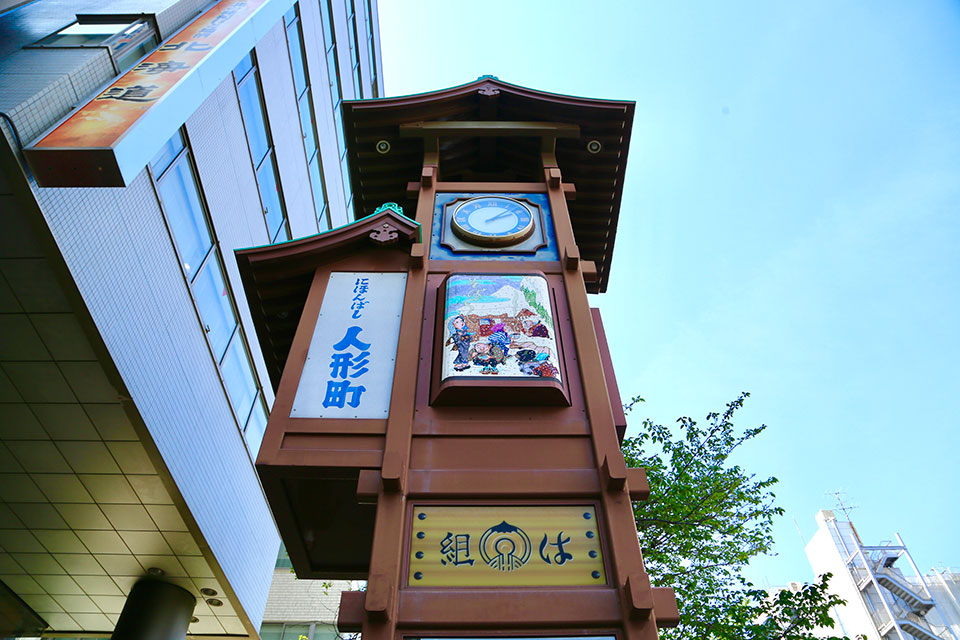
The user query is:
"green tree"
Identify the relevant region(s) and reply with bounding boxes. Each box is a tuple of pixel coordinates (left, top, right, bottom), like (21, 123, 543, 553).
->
(621, 393, 860, 640)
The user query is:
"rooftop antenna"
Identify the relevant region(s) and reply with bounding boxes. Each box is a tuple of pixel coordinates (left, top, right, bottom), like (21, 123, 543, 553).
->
(827, 490, 858, 522)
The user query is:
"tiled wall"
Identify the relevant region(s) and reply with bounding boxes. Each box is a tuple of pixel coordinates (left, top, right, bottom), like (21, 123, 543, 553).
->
(261, 571, 349, 623)
(30, 166, 280, 627)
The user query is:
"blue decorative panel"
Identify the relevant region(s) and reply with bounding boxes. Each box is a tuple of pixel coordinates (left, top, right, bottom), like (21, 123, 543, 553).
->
(431, 193, 559, 262)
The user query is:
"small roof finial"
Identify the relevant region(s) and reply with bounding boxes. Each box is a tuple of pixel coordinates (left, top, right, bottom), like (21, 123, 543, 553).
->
(373, 202, 404, 217)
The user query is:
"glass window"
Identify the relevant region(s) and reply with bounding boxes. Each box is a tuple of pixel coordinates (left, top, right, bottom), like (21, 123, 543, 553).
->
(313, 624, 338, 640)
(365, 0, 377, 97)
(309, 156, 329, 231)
(193, 260, 237, 362)
(150, 131, 184, 177)
(233, 53, 254, 83)
(275, 543, 292, 569)
(326, 51, 340, 102)
(256, 156, 287, 242)
(114, 35, 157, 72)
(234, 50, 288, 244)
(236, 74, 270, 167)
(298, 91, 317, 158)
(260, 624, 283, 640)
(38, 21, 133, 46)
(35, 19, 158, 73)
(152, 128, 265, 461)
(347, 5, 361, 98)
(244, 397, 268, 457)
(221, 335, 256, 421)
(286, 24, 308, 99)
(157, 158, 212, 280)
(320, 0, 334, 50)
(281, 624, 310, 640)
(340, 154, 352, 204)
(333, 104, 345, 156)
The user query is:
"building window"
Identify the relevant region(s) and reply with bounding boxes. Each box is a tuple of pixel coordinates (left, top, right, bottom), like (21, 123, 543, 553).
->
(284, 5, 331, 232)
(363, 0, 378, 98)
(149, 129, 269, 458)
(319, 0, 355, 218)
(31, 15, 158, 73)
(345, 0, 362, 99)
(233, 52, 292, 243)
(260, 623, 339, 640)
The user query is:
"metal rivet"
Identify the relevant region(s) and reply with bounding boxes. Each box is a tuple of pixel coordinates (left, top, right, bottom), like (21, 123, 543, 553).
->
(417, 532, 425, 539)
(589, 550, 598, 558)
(200, 587, 218, 597)
(591, 571, 601, 579)
(206, 598, 223, 607)
(413, 572, 423, 580)
(191, 617, 199, 624)
(583, 512, 592, 520)
(147, 567, 164, 577)
(418, 512, 426, 520)
(586, 531, 595, 539)
(587, 139, 602, 154)
(415, 551, 424, 559)
(376, 140, 391, 154)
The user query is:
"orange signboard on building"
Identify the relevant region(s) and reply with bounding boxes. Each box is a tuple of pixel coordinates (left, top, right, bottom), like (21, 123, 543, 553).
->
(24, 0, 281, 187)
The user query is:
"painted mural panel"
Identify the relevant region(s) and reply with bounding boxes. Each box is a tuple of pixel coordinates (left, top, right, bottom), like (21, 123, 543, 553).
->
(291, 272, 406, 419)
(441, 274, 561, 382)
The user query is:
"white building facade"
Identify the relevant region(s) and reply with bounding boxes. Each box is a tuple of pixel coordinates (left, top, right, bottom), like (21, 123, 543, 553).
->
(806, 510, 960, 640)
(0, 0, 382, 636)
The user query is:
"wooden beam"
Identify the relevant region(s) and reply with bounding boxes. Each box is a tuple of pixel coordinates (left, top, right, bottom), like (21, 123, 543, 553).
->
(399, 120, 580, 138)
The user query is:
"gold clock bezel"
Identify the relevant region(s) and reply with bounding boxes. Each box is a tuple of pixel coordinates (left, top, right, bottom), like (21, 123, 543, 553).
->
(449, 196, 536, 247)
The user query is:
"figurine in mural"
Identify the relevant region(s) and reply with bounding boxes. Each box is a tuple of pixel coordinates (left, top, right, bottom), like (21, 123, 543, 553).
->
(445, 314, 473, 371)
(516, 343, 558, 378)
(488, 322, 511, 360)
(522, 315, 550, 339)
(516, 342, 539, 376)
(533, 346, 559, 379)
(471, 341, 505, 375)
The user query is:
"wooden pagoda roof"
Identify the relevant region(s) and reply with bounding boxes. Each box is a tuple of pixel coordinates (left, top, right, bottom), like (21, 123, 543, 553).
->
(235, 206, 421, 389)
(342, 77, 635, 293)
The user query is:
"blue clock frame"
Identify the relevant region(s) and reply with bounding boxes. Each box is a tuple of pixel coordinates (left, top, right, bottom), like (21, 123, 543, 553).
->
(431, 192, 559, 262)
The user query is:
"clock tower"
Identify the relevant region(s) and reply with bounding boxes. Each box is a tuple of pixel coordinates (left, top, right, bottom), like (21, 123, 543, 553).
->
(237, 77, 678, 640)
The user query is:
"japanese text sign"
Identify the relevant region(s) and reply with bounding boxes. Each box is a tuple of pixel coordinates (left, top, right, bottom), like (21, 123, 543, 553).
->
(291, 272, 406, 419)
(408, 506, 606, 587)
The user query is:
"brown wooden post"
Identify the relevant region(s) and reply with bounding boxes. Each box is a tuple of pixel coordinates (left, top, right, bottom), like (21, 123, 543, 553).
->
(361, 164, 438, 640)
(544, 163, 662, 639)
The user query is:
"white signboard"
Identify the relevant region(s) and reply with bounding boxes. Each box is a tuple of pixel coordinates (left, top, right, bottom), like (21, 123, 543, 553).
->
(291, 272, 406, 419)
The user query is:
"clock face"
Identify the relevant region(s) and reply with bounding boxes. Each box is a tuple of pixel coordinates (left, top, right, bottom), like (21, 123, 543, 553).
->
(450, 196, 535, 247)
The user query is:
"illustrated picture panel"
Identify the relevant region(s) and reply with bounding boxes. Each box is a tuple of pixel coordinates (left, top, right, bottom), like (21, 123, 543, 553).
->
(441, 274, 561, 383)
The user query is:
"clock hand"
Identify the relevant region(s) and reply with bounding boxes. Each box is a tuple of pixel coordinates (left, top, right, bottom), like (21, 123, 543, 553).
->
(485, 210, 513, 223)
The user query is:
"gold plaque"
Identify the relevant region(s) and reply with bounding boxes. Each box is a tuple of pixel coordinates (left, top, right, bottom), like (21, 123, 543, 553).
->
(408, 505, 606, 586)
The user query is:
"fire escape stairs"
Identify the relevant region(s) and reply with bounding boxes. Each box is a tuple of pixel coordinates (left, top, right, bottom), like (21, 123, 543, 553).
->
(872, 569, 935, 615)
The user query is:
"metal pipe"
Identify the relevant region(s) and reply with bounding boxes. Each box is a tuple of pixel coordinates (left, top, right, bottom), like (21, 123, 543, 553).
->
(111, 579, 196, 640)
(897, 533, 935, 600)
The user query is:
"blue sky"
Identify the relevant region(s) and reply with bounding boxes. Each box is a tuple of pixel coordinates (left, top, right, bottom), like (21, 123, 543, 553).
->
(378, 1, 960, 586)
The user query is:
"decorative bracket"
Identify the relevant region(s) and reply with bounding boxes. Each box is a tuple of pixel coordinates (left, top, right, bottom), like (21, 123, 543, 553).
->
(624, 572, 654, 618)
(601, 454, 627, 491)
(369, 222, 399, 246)
(381, 451, 404, 492)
